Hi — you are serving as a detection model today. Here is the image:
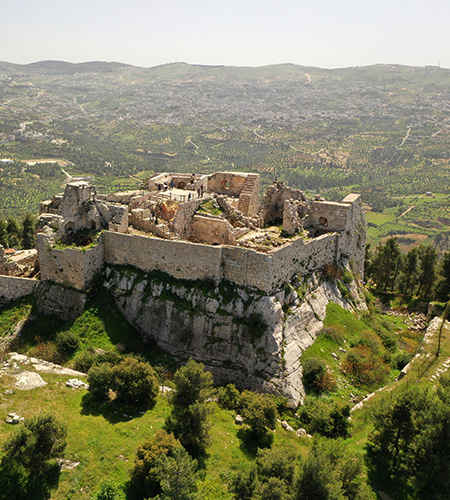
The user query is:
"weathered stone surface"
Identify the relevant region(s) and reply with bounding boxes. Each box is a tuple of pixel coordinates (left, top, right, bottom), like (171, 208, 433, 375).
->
(35, 282, 86, 321)
(13, 371, 47, 390)
(104, 265, 364, 406)
(66, 378, 88, 389)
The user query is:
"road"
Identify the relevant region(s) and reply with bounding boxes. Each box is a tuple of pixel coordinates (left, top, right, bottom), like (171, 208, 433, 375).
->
(399, 126, 411, 147)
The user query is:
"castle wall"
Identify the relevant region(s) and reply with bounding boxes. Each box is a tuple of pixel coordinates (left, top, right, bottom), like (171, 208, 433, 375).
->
(0, 276, 36, 304)
(309, 200, 351, 232)
(221, 247, 272, 291)
(191, 215, 234, 245)
(269, 233, 339, 290)
(207, 172, 247, 197)
(37, 234, 104, 290)
(103, 232, 222, 281)
(336, 195, 366, 277)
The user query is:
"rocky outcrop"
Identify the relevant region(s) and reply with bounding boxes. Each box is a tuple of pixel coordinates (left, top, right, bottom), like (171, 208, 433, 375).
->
(104, 264, 364, 406)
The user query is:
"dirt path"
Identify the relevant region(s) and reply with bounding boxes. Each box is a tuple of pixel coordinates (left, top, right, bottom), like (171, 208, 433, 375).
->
(397, 205, 415, 218)
(399, 126, 411, 147)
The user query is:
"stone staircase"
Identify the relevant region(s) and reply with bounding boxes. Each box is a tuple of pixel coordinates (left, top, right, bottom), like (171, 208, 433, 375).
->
(237, 174, 259, 216)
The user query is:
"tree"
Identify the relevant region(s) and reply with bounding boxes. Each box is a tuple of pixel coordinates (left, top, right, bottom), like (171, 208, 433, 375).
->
(0, 414, 67, 500)
(166, 359, 214, 455)
(129, 429, 182, 500)
(6, 217, 21, 249)
(436, 252, 450, 302)
(0, 219, 8, 247)
(399, 247, 419, 296)
(367, 385, 450, 496)
(416, 245, 438, 298)
(240, 391, 277, 443)
(369, 237, 401, 291)
(22, 213, 36, 249)
(87, 362, 114, 401)
(111, 357, 159, 407)
(294, 437, 373, 500)
(154, 447, 198, 500)
(297, 398, 351, 439)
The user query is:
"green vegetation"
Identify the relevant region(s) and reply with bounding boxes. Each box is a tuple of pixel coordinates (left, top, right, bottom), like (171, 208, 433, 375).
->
(166, 359, 214, 456)
(0, 414, 67, 500)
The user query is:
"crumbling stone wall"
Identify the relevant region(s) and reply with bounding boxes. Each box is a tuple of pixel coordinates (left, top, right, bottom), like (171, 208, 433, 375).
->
(261, 182, 307, 226)
(190, 215, 235, 245)
(37, 231, 104, 290)
(0, 276, 36, 305)
(336, 194, 366, 277)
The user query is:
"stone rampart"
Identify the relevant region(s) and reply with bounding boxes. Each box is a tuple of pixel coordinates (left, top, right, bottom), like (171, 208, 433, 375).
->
(0, 276, 37, 304)
(269, 233, 339, 290)
(38, 233, 104, 290)
(221, 247, 272, 291)
(103, 232, 223, 282)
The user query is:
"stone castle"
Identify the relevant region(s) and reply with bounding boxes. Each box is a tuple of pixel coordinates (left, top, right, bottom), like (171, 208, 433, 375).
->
(0, 171, 367, 404)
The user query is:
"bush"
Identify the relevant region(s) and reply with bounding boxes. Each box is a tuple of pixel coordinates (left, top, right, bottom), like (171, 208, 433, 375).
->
(302, 357, 327, 393)
(88, 362, 114, 401)
(0, 414, 67, 499)
(217, 383, 240, 410)
(111, 357, 159, 407)
(95, 480, 124, 500)
(392, 351, 412, 371)
(166, 359, 214, 455)
(30, 341, 62, 364)
(343, 345, 390, 387)
(73, 347, 98, 372)
(240, 391, 277, 442)
(129, 429, 182, 499)
(297, 398, 351, 438)
(55, 330, 80, 355)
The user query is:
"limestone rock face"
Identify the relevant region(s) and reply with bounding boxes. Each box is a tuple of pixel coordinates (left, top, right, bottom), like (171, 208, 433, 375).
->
(104, 265, 364, 407)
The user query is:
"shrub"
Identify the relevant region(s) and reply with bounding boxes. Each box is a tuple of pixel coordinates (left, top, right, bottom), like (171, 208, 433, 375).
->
(321, 324, 346, 343)
(240, 391, 277, 442)
(55, 330, 80, 355)
(73, 347, 98, 372)
(0, 414, 67, 499)
(95, 480, 124, 500)
(392, 351, 412, 371)
(30, 341, 62, 364)
(129, 429, 182, 499)
(297, 398, 351, 438)
(343, 345, 390, 387)
(111, 357, 158, 407)
(302, 357, 327, 393)
(88, 362, 114, 401)
(217, 383, 240, 410)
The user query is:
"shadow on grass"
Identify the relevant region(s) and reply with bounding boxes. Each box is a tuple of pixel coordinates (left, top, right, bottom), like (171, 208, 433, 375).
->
(236, 427, 274, 458)
(365, 445, 413, 500)
(0, 461, 61, 500)
(80, 392, 155, 424)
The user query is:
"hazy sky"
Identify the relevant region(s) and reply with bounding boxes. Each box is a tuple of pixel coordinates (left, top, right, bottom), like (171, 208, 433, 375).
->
(2, 0, 449, 69)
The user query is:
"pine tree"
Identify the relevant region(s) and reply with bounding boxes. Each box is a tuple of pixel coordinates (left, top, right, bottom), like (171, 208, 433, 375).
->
(21, 213, 36, 249)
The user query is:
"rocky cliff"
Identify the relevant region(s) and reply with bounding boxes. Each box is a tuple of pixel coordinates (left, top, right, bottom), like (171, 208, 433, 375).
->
(103, 264, 365, 406)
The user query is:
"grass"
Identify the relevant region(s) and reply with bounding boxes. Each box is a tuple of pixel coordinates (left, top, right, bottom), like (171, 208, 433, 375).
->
(301, 303, 415, 401)
(0, 367, 307, 500)
(0, 297, 33, 337)
(7, 287, 178, 376)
